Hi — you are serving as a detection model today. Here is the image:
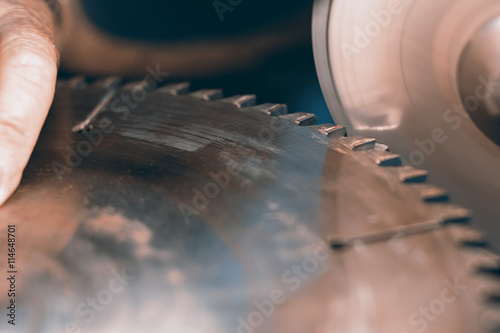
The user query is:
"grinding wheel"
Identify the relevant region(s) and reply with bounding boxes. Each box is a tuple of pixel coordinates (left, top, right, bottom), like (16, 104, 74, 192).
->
(313, 0, 500, 247)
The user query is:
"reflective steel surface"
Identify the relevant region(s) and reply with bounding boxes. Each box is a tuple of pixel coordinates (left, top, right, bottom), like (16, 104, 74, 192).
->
(0, 79, 497, 332)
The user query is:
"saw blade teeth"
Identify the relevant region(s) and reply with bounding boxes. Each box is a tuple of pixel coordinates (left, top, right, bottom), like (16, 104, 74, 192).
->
(155, 82, 190, 95)
(428, 204, 471, 224)
(363, 150, 402, 166)
(337, 136, 376, 151)
(309, 124, 347, 138)
(93, 76, 122, 90)
(448, 226, 488, 248)
(478, 265, 500, 277)
(408, 183, 449, 202)
(388, 166, 428, 183)
(475, 278, 500, 305)
(69, 75, 87, 89)
(189, 89, 223, 101)
(464, 239, 491, 248)
(279, 112, 318, 126)
(242, 103, 288, 116)
(463, 249, 500, 275)
(480, 310, 500, 332)
(220, 95, 257, 108)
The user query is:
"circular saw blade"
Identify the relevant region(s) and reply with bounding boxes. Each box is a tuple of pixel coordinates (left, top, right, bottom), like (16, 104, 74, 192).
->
(313, 0, 500, 246)
(0, 78, 498, 332)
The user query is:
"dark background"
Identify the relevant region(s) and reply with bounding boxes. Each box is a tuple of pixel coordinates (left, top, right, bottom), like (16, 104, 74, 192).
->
(78, 0, 332, 124)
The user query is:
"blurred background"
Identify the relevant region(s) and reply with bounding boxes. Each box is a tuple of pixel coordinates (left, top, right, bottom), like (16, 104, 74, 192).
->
(61, 0, 332, 123)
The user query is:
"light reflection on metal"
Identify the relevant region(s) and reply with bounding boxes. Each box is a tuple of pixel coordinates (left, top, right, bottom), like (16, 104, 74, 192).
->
(0, 79, 496, 332)
(313, 0, 500, 241)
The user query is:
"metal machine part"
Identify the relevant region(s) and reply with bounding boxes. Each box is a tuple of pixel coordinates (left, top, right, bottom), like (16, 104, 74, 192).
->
(312, 0, 500, 247)
(0, 79, 498, 332)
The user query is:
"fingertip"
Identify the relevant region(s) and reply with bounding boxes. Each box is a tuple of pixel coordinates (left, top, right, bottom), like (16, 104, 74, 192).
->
(0, 171, 22, 207)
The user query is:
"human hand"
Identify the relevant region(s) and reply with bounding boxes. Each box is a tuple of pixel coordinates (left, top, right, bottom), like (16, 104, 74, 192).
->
(0, 0, 58, 205)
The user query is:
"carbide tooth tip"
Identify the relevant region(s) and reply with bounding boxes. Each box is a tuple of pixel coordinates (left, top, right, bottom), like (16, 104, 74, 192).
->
(463, 249, 500, 274)
(478, 265, 500, 277)
(436, 206, 471, 224)
(474, 279, 500, 302)
(443, 215, 471, 225)
(279, 112, 318, 126)
(337, 136, 376, 151)
(189, 89, 223, 101)
(364, 150, 402, 166)
(374, 143, 390, 152)
(156, 82, 191, 95)
(242, 103, 288, 116)
(480, 310, 500, 331)
(310, 124, 347, 138)
(220, 95, 257, 108)
(408, 184, 449, 202)
(448, 226, 487, 247)
(388, 166, 428, 183)
(422, 189, 449, 202)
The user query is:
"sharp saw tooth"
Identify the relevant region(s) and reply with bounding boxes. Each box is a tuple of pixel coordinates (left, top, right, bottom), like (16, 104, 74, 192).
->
(448, 226, 487, 247)
(478, 265, 500, 277)
(387, 166, 428, 183)
(156, 82, 190, 95)
(480, 311, 500, 332)
(337, 136, 376, 151)
(364, 150, 402, 166)
(189, 89, 223, 101)
(309, 124, 346, 138)
(428, 204, 471, 224)
(474, 277, 500, 303)
(374, 143, 390, 151)
(408, 184, 449, 202)
(462, 238, 490, 248)
(462, 249, 500, 274)
(279, 112, 318, 126)
(220, 95, 256, 108)
(242, 103, 288, 116)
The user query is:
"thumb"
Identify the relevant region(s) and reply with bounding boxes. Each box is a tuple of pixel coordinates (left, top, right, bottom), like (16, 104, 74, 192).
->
(0, 3, 58, 205)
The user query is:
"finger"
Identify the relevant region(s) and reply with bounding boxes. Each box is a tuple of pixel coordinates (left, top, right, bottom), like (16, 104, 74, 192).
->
(0, 4, 58, 205)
